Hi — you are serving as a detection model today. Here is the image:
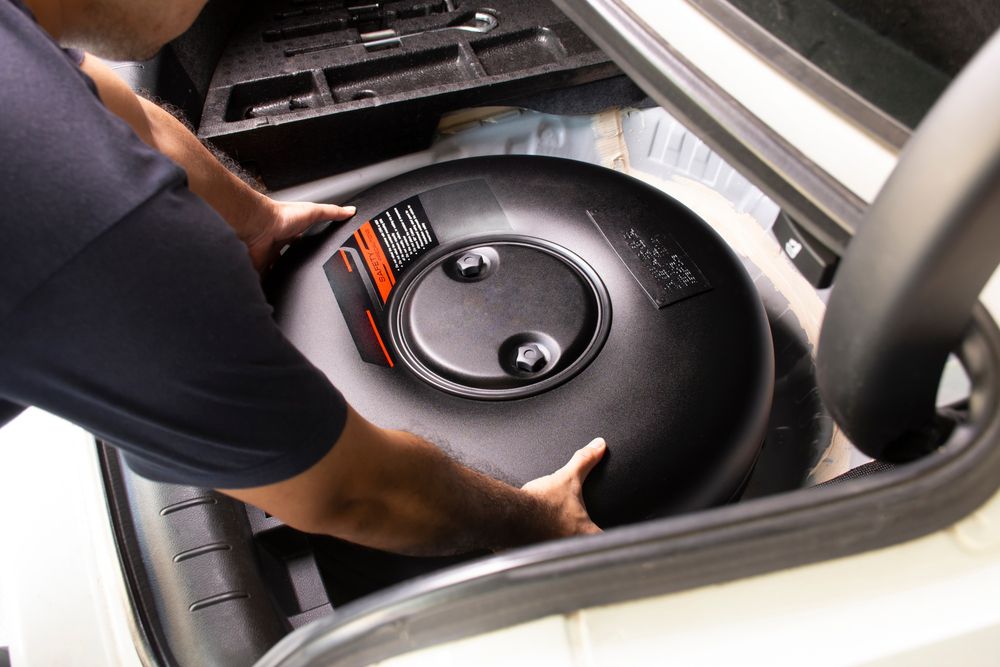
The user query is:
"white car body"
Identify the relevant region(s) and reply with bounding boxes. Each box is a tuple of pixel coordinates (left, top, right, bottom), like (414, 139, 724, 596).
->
(3, 1, 999, 665)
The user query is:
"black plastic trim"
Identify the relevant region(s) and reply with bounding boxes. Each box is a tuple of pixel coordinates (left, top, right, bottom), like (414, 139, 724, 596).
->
(100, 448, 181, 667)
(818, 29, 1000, 460)
(256, 303, 1000, 667)
(551, 0, 868, 256)
(100, 448, 289, 667)
(772, 210, 839, 288)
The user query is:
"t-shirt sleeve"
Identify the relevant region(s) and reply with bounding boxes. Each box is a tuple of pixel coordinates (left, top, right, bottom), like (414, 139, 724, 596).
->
(0, 180, 348, 489)
(63, 47, 84, 65)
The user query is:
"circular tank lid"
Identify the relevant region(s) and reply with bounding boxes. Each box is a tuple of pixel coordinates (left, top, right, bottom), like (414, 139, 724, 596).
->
(390, 238, 611, 399)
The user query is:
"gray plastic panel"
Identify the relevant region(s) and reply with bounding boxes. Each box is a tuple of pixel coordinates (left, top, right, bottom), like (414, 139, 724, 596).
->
(818, 29, 1000, 460)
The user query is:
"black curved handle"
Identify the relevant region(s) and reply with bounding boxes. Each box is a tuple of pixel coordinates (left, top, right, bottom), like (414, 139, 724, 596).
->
(818, 29, 1000, 462)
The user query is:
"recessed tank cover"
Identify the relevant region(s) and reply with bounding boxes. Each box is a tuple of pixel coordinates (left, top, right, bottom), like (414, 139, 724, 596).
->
(392, 237, 611, 399)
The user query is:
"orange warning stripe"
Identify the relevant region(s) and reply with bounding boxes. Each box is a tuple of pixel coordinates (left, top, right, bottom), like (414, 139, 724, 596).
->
(366, 309, 394, 367)
(339, 249, 352, 272)
(353, 222, 395, 302)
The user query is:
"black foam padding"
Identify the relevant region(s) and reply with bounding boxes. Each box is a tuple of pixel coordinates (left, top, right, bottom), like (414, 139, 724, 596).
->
(728, 0, 950, 129)
(194, 1, 619, 187)
(267, 156, 774, 528)
(504, 75, 655, 116)
(828, 0, 1000, 76)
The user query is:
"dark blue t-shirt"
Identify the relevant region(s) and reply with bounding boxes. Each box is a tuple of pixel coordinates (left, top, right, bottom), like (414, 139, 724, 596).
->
(0, 0, 347, 487)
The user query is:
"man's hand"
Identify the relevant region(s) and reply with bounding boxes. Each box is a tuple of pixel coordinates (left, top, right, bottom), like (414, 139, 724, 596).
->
(521, 438, 606, 538)
(244, 197, 357, 272)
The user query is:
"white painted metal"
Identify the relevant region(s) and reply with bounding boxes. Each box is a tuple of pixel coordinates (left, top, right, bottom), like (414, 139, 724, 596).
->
(1, 4, 992, 655)
(0, 410, 142, 667)
(376, 489, 1000, 666)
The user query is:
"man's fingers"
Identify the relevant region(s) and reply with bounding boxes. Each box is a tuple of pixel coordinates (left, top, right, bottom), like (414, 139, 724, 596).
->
(294, 203, 356, 225)
(562, 437, 606, 482)
(318, 203, 357, 220)
(287, 203, 357, 238)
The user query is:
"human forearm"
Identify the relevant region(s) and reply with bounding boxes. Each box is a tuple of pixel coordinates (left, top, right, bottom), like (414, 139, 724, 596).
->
(314, 429, 577, 555)
(221, 407, 605, 556)
(80, 54, 265, 235)
(126, 95, 354, 269)
(137, 96, 270, 236)
(80, 53, 355, 270)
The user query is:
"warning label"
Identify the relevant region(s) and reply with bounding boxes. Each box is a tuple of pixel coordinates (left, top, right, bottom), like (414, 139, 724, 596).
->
(323, 196, 440, 367)
(371, 198, 437, 274)
(353, 222, 395, 302)
(352, 197, 438, 303)
(325, 181, 510, 367)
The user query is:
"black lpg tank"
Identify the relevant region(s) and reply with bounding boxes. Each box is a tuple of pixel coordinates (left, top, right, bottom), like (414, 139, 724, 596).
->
(269, 156, 773, 528)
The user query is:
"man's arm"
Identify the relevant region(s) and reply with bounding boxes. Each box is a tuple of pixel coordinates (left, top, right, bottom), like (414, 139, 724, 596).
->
(78, 55, 607, 555)
(79, 53, 353, 271)
(219, 406, 607, 556)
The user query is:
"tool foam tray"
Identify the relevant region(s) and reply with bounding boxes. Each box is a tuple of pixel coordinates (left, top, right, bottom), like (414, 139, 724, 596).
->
(196, 0, 618, 187)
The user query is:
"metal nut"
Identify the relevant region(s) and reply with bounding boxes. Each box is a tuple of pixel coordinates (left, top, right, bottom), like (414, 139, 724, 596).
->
(455, 253, 486, 278)
(515, 343, 548, 373)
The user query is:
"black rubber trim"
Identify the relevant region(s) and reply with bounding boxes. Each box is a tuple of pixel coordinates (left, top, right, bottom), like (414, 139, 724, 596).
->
(817, 29, 1000, 461)
(159, 496, 217, 515)
(256, 304, 1000, 667)
(99, 447, 177, 667)
(101, 447, 290, 667)
(189, 591, 251, 612)
(174, 543, 232, 563)
(551, 0, 867, 256)
(689, 0, 910, 149)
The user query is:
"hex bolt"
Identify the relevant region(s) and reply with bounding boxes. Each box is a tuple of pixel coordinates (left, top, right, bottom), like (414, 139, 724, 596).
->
(515, 343, 548, 373)
(456, 253, 486, 278)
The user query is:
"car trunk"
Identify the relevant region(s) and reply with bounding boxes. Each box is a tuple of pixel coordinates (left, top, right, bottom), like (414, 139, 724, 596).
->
(153, 0, 626, 189)
(97, 1, 1000, 666)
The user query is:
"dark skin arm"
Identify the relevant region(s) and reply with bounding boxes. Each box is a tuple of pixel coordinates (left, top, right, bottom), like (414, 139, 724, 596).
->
(80, 53, 355, 271)
(220, 407, 606, 556)
(82, 53, 607, 556)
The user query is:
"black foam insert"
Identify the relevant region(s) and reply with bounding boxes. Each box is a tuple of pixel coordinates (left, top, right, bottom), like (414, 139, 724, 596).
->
(725, 0, 1000, 129)
(195, 0, 619, 188)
